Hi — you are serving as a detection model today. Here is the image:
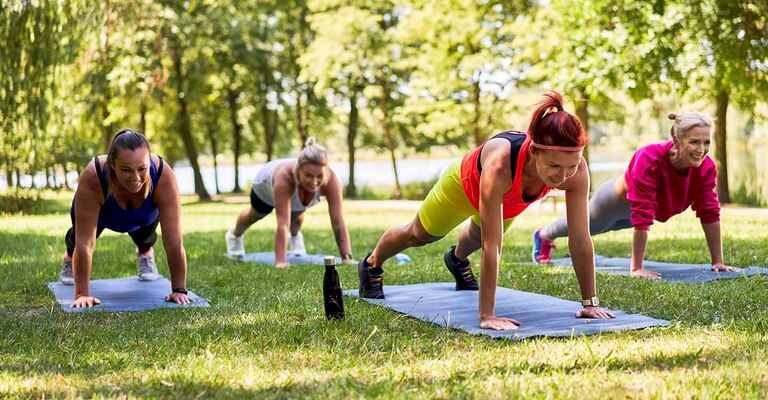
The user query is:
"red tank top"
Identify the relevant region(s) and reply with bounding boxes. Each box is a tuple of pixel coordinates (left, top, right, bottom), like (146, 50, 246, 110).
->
(460, 131, 551, 220)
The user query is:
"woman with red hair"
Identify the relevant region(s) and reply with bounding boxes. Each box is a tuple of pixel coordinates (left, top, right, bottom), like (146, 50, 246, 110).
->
(358, 92, 614, 330)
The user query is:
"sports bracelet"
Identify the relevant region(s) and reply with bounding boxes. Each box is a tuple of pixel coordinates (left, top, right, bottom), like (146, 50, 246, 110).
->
(172, 287, 188, 295)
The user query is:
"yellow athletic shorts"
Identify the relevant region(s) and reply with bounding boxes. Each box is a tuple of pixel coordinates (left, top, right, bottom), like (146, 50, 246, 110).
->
(417, 159, 514, 237)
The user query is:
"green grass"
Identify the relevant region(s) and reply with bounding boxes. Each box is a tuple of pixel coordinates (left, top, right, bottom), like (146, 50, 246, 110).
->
(2, 195, 768, 398)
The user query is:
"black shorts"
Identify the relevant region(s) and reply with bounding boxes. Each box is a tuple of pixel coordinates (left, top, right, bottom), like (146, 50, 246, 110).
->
(250, 189, 275, 214)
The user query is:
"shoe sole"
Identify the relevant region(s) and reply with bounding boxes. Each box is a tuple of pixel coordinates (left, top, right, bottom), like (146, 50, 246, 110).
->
(59, 279, 74, 285)
(138, 274, 160, 281)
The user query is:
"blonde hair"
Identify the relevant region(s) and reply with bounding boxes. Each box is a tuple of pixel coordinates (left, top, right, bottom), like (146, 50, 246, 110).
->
(667, 112, 714, 140)
(293, 137, 329, 185)
(106, 128, 152, 199)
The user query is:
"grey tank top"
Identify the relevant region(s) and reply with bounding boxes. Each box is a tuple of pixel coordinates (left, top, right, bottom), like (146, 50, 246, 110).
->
(251, 158, 323, 212)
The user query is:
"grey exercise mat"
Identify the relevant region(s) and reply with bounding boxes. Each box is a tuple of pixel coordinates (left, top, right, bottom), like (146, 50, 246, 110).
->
(346, 282, 667, 340)
(225, 252, 340, 265)
(547, 255, 768, 283)
(48, 276, 210, 313)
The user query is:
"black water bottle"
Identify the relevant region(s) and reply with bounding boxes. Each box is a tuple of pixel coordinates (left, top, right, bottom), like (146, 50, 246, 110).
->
(323, 256, 345, 320)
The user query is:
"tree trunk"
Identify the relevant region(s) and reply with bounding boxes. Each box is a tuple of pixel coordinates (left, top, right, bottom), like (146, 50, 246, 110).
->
(714, 89, 730, 203)
(61, 163, 70, 190)
(207, 122, 221, 194)
(295, 93, 309, 148)
(380, 79, 402, 199)
(346, 90, 359, 198)
(261, 100, 275, 161)
(227, 89, 243, 193)
(172, 46, 209, 201)
(574, 90, 592, 187)
(295, 3, 311, 148)
(100, 6, 114, 151)
(471, 77, 482, 147)
(139, 99, 147, 134)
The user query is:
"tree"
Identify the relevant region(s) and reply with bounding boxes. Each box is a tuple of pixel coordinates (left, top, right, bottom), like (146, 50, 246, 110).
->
(397, 0, 534, 149)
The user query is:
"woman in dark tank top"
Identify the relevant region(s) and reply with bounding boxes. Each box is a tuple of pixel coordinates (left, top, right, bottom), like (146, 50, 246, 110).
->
(60, 129, 193, 308)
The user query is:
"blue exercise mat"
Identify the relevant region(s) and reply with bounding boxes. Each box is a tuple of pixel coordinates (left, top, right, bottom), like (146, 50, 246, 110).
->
(546, 255, 768, 283)
(225, 252, 339, 265)
(346, 283, 668, 340)
(48, 276, 210, 313)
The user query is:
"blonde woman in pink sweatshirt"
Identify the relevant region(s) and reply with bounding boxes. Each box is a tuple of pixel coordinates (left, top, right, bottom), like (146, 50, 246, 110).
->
(532, 112, 740, 279)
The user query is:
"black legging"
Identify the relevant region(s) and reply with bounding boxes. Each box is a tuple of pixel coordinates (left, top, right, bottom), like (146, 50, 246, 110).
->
(64, 206, 159, 257)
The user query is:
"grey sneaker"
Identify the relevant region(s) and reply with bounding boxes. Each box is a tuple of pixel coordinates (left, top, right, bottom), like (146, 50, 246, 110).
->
(137, 250, 159, 281)
(288, 231, 307, 256)
(59, 256, 74, 285)
(226, 229, 246, 257)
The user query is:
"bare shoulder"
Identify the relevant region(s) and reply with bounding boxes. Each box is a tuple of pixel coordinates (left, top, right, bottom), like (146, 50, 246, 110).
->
(479, 137, 512, 171)
(154, 155, 177, 184)
(76, 157, 105, 200)
(274, 161, 296, 187)
(559, 156, 589, 192)
(322, 168, 341, 195)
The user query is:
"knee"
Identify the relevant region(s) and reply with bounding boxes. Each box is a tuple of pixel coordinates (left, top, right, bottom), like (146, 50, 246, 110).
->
(405, 225, 440, 247)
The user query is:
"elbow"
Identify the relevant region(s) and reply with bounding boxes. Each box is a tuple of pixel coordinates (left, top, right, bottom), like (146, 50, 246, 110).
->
(568, 237, 593, 252)
(75, 241, 96, 256)
(163, 241, 184, 256)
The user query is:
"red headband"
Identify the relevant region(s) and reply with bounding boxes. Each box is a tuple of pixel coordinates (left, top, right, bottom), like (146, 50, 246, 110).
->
(530, 142, 584, 152)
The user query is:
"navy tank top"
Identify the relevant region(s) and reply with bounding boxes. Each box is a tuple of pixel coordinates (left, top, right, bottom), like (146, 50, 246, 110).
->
(93, 155, 164, 233)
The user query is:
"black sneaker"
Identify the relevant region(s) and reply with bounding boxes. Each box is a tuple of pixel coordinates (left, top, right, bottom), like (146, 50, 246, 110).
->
(444, 245, 479, 290)
(358, 253, 385, 299)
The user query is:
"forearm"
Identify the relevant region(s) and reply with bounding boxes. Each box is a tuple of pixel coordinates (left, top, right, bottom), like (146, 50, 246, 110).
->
(332, 223, 352, 257)
(568, 237, 596, 299)
(630, 229, 649, 271)
(702, 221, 724, 265)
(72, 246, 93, 298)
(478, 243, 500, 321)
(274, 224, 289, 263)
(165, 244, 188, 290)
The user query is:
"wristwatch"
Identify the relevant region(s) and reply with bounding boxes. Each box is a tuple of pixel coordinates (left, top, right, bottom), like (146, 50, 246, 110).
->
(581, 296, 599, 307)
(172, 287, 188, 295)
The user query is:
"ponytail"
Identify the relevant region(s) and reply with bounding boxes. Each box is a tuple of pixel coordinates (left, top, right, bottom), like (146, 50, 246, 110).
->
(527, 92, 588, 151)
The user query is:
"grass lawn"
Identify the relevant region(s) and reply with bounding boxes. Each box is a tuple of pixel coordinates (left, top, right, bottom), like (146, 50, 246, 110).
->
(2, 195, 768, 398)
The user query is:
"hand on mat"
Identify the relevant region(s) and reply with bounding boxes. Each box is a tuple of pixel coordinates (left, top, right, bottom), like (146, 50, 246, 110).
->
(70, 295, 101, 308)
(341, 257, 358, 266)
(711, 262, 742, 273)
(576, 306, 615, 319)
(165, 292, 194, 304)
(480, 316, 521, 330)
(630, 269, 661, 280)
(276, 262, 290, 269)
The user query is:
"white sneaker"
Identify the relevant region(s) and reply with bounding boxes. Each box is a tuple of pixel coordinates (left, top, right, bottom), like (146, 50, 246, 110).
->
(288, 231, 307, 256)
(59, 256, 74, 285)
(137, 249, 159, 281)
(226, 229, 246, 257)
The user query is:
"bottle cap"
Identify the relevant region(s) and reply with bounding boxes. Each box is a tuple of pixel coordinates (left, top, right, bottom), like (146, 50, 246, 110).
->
(324, 256, 336, 266)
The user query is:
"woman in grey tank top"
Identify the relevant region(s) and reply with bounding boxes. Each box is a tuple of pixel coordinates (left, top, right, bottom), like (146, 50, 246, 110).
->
(225, 138, 355, 268)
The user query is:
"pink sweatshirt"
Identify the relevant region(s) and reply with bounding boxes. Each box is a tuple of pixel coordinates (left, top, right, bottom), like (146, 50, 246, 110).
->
(624, 141, 720, 231)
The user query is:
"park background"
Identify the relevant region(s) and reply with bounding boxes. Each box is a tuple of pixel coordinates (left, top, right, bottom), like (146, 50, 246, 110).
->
(1, 0, 768, 206)
(3, 1, 768, 399)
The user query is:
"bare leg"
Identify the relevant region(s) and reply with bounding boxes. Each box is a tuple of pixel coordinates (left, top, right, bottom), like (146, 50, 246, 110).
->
(367, 214, 442, 268)
(233, 207, 268, 236)
(454, 220, 482, 260)
(290, 211, 304, 236)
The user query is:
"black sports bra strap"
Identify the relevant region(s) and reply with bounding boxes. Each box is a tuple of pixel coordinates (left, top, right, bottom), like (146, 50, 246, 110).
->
(155, 155, 164, 182)
(93, 156, 108, 198)
(477, 131, 527, 178)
